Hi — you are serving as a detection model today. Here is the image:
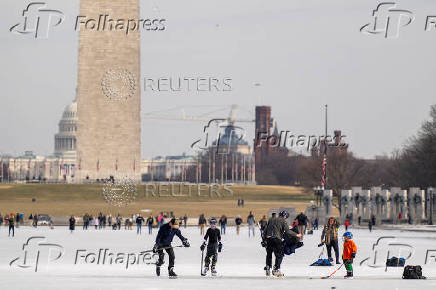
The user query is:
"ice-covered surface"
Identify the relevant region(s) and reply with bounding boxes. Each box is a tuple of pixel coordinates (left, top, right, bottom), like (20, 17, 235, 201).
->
(1, 225, 436, 289)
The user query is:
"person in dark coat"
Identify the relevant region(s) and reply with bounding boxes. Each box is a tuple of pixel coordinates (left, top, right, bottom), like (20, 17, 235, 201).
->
(69, 215, 76, 233)
(153, 218, 190, 277)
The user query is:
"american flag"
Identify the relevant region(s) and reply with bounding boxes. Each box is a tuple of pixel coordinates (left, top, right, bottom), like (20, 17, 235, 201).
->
(321, 142, 327, 187)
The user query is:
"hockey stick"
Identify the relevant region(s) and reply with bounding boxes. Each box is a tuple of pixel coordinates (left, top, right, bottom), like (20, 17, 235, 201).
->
(321, 263, 344, 279)
(201, 247, 205, 275)
(140, 244, 184, 254)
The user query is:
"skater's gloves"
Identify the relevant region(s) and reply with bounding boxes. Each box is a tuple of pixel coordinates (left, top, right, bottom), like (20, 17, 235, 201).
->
(317, 242, 325, 247)
(261, 240, 267, 248)
(152, 244, 158, 253)
(200, 242, 206, 251)
(351, 252, 356, 258)
(218, 242, 223, 252)
(183, 239, 190, 247)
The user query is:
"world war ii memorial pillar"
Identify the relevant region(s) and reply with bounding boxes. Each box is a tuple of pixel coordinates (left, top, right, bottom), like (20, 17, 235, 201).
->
(408, 187, 424, 224)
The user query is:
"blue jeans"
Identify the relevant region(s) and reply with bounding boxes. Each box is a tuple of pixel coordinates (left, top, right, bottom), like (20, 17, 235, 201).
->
(137, 224, 142, 234)
(148, 224, 153, 234)
(221, 224, 226, 234)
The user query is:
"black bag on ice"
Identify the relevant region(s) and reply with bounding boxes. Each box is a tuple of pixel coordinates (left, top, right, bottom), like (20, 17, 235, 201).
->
(402, 265, 426, 279)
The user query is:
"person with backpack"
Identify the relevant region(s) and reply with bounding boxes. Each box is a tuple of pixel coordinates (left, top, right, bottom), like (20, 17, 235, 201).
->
(201, 217, 222, 276)
(342, 231, 357, 279)
(261, 210, 302, 277)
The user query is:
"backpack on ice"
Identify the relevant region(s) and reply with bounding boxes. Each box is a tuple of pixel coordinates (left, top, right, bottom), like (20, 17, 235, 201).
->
(386, 256, 405, 267)
(310, 259, 332, 266)
(402, 265, 426, 279)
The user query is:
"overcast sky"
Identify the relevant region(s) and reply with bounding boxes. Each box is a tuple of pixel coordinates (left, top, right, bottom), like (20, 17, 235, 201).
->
(1, 0, 435, 159)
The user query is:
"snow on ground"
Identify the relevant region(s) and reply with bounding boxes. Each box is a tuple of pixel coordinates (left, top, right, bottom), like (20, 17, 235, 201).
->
(1, 225, 436, 289)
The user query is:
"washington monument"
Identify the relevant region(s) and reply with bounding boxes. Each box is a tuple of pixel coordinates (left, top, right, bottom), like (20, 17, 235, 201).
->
(76, 0, 141, 181)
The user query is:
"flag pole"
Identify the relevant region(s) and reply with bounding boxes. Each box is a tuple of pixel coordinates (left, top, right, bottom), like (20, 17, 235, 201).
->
(325, 104, 328, 189)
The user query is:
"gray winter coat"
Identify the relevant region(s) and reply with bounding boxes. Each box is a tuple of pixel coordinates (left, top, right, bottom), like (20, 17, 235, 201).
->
(263, 217, 298, 240)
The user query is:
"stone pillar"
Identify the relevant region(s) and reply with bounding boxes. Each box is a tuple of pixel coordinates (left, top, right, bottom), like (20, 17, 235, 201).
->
(390, 187, 407, 223)
(408, 187, 425, 224)
(361, 189, 371, 220)
(322, 189, 333, 223)
(351, 186, 362, 222)
(426, 187, 435, 224)
(370, 187, 382, 225)
(340, 189, 352, 222)
(381, 189, 390, 220)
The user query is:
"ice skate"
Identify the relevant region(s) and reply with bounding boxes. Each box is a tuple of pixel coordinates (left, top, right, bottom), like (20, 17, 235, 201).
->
(168, 267, 178, 279)
(344, 272, 353, 279)
(264, 266, 271, 277)
(201, 266, 209, 276)
(211, 266, 217, 276)
(155, 266, 161, 276)
(272, 269, 284, 277)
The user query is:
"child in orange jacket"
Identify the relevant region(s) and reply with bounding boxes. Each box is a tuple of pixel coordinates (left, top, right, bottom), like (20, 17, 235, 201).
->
(342, 232, 357, 278)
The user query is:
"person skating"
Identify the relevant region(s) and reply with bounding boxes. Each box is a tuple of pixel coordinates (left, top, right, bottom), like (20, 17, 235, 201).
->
(235, 215, 242, 235)
(262, 210, 302, 277)
(342, 232, 357, 278)
(8, 213, 15, 237)
(153, 218, 190, 278)
(136, 214, 145, 235)
(247, 211, 256, 237)
(321, 217, 340, 264)
(147, 215, 154, 235)
(201, 217, 222, 276)
(295, 212, 308, 239)
(198, 214, 207, 235)
(69, 215, 76, 233)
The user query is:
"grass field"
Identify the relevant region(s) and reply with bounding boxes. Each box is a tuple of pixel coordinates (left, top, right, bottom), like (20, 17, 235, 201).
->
(0, 184, 316, 219)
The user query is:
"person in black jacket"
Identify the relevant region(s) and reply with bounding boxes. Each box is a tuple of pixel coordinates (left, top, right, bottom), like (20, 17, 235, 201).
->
(201, 217, 222, 276)
(153, 218, 190, 277)
(136, 214, 145, 235)
(69, 215, 76, 233)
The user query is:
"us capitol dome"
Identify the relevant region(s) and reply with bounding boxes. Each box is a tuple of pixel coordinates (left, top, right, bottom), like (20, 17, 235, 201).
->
(54, 99, 77, 160)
